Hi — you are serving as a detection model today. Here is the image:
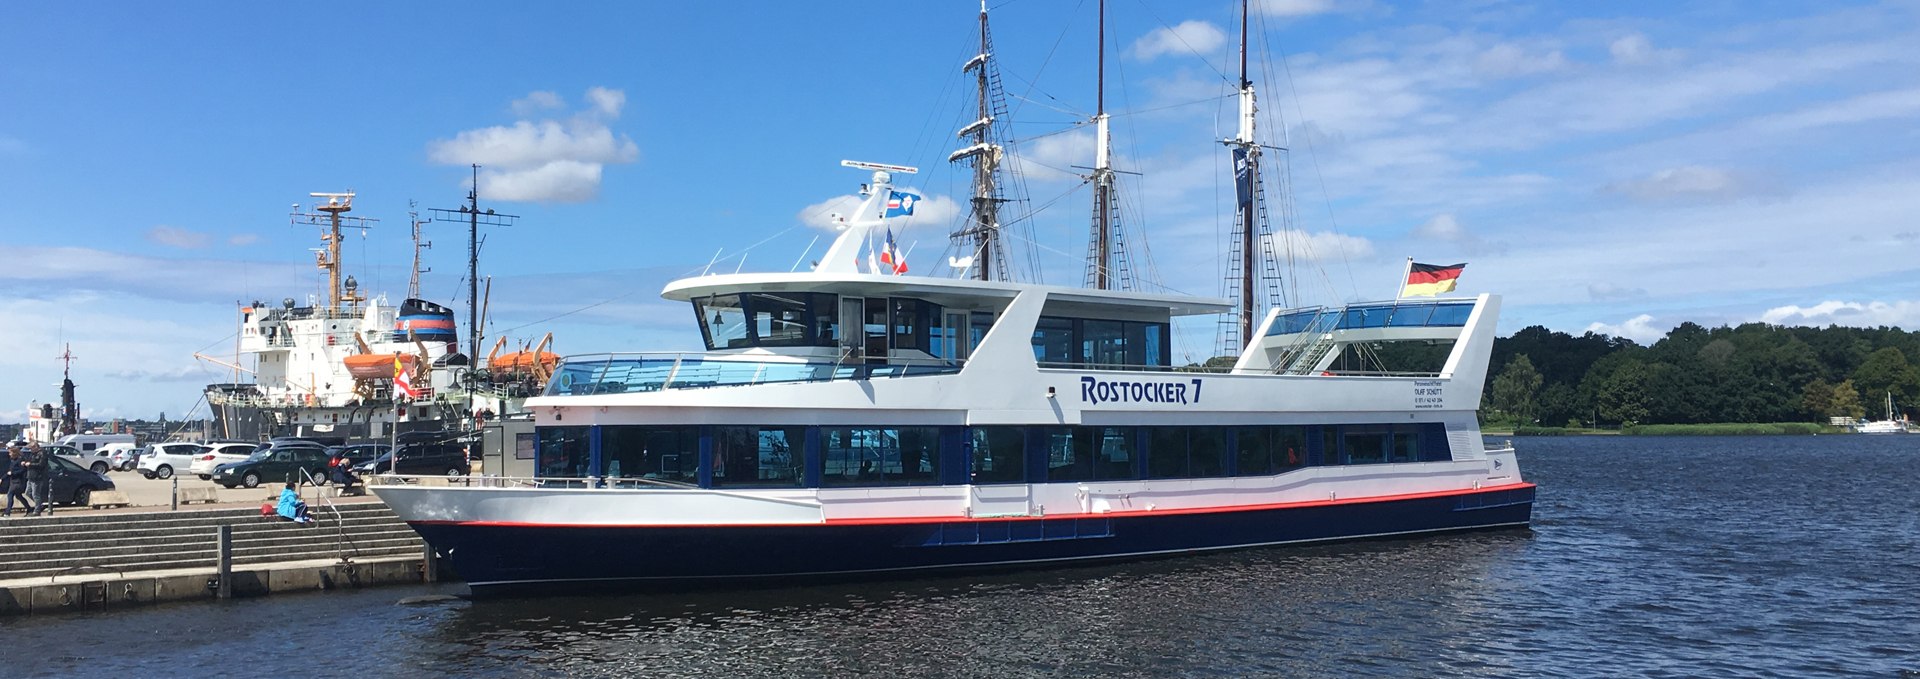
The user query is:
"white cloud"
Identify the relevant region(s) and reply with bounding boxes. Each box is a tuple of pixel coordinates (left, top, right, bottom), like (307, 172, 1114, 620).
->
(585, 86, 625, 117)
(146, 225, 211, 249)
(1412, 214, 1464, 240)
(1474, 43, 1567, 77)
(1585, 313, 1666, 344)
(1255, 0, 1343, 18)
(1604, 165, 1773, 204)
(0, 246, 306, 303)
(105, 366, 208, 383)
(1266, 229, 1374, 261)
(509, 90, 564, 117)
(1131, 20, 1227, 61)
(427, 87, 639, 203)
(797, 190, 960, 232)
(1760, 300, 1920, 329)
(228, 234, 260, 246)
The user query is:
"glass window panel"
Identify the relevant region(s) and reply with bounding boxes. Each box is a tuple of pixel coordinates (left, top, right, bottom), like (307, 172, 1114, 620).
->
(1189, 428, 1226, 477)
(1092, 427, 1136, 480)
(896, 427, 940, 484)
(1142, 323, 1169, 366)
(1235, 427, 1272, 476)
(1343, 428, 1389, 464)
(747, 293, 814, 347)
(1082, 320, 1125, 368)
(1426, 303, 1475, 326)
(1275, 426, 1308, 470)
(1391, 428, 1421, 463)
(712, 426, 804, 487)
(1147, 427, 1190, 479)
(970, 311, 995, 351)
(892, 299, 925, 351)
(1031, 317, 1075, 365)
(602, 426, 699, 482)
(970, 426, 1026, 484)
(1387, 303, 1437, 327)
(536, 426, 590, 478)
(694, 294, 750, 350)
(1042, 427, 1086, 482)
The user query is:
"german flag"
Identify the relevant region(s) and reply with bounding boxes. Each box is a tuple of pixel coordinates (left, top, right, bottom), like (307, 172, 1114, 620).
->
(1400, 262, 1466, 297)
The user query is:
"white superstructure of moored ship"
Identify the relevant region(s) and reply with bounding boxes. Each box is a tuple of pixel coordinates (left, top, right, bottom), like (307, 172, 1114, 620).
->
(373, 162, 1534, 594)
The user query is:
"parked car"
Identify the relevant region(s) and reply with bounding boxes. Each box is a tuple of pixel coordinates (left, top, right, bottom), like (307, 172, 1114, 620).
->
(44, 444, 117, 474)
(51, 433, 137, 453)
(325, 443, 391, 466)
(354, 440, 469, 477)
(212, 442, 331, 489)
(111, 446, 144, 471)
(138, 442, 210, 480)
(43, 454, 117, 507)
(190, 442, 265, 480)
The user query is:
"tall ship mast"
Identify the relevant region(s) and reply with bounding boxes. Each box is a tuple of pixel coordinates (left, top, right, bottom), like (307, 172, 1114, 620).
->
(1219, 0, 1288, 356)
(1082, 0, 1137, 291)
(948, 1, 1014, 282)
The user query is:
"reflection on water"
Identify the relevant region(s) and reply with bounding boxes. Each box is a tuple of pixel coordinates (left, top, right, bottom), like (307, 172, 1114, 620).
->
(6, 435, 1918, 678)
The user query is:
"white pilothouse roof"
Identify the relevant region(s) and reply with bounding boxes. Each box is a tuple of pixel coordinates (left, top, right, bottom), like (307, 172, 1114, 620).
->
(661, 161, 1229, 318)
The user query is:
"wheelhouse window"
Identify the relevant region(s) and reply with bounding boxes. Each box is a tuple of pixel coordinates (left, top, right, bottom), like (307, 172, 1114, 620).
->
(819, 426, 941, 486)
(696, 292, 838, 350)
(969, 426, 1026, 484)
(694, 294, 751, 350)
(1032, 316, 1172, 369)
(536, 426, 590, 478)
(712, 426, 806, 487)
(601, 426, 699, 482)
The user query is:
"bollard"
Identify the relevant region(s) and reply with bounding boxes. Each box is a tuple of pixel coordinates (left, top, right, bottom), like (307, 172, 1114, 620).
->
(171, 476, 179, 511)
(216, 524, 233, 599)
(422, 545, 440, 583)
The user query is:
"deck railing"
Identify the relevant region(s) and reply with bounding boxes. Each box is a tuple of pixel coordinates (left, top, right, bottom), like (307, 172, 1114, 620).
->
(543, 352, 964, 396)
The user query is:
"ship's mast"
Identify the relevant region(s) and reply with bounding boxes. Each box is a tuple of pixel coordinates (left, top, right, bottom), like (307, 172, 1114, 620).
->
(949, 0, 1011, 281)
(430, 165, 517, 410)
(408, 201, 432, 300)
(1220, 0, 1284, 355)
(1085, 0, 1119, 290)
(291, 192, 376, 314)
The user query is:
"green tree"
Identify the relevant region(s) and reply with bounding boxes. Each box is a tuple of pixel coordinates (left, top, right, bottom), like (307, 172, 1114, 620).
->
(1830, 379, 1866, 420)
(1489, 354, 1544, 423)
(1799, 378, 1834, 421)
(1594, 360, 1652, 424)
(1850, 347, 1920, 411)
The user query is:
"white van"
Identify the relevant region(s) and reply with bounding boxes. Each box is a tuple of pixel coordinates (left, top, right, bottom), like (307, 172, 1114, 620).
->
(53, 434, 138, 453)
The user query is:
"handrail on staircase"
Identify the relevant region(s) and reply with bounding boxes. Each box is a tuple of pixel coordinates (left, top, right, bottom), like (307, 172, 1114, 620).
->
(298, 468, 354, 564)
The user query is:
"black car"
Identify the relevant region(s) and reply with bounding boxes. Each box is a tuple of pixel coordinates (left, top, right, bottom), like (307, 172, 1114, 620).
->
(355, 441, 469, 477)
(41, 455, 117, 506)
(324, 443, 391, 466)
(212, 442, 332, 488)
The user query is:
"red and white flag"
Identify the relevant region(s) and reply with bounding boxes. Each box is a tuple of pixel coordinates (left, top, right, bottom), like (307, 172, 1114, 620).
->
(393, 356, 421, 399)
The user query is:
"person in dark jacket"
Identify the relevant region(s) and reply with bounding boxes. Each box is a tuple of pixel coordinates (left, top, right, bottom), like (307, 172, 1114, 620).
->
(329, 450, 359, 489)
(3, 444, 36, 517)
(22, 443, 51, 516)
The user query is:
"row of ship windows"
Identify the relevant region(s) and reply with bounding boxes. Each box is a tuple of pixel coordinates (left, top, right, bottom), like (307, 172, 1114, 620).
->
(535, 423, 1450, 489)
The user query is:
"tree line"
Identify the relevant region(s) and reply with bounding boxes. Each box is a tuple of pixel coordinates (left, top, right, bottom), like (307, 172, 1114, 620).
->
(1478, 322, 1920, 427)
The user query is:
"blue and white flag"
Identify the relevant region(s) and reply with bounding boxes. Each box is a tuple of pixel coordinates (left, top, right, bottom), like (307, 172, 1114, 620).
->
(885, 190, 920, 218)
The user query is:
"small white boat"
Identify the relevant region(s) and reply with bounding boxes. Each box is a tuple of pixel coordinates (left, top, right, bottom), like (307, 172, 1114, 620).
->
(1853, 393, 1910, 434)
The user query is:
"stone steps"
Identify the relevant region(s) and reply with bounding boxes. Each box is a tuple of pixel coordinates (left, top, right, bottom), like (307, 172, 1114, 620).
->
(0, 501, 424, 581)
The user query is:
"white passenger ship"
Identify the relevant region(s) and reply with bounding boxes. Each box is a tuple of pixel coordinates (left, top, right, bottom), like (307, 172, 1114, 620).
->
(374, 164, 1534, 595)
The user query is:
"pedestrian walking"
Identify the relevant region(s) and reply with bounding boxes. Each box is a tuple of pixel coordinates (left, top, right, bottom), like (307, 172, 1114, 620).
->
(22, 443, 51, 516)
(3, 444, 36, 517)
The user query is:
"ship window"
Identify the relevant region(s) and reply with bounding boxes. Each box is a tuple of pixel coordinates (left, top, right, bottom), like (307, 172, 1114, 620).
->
(1235, 426, 1307, 476)
(694, 294, 751, 350)
(1032, 316, 1172, 369)
(820, 426, 940, 486)
(535, 426, 590, 479)
(1390, 427, 1421, 463)
(969, 311, 995, 351)
(1147, 427, 1225, 479)
(712, 426, 805, 487)
(969, 426, 1026, 484)
(1343, 426, 1390, 464)
(601, 426, 699, 483)
(1043, 426, 1136, 482)
(1032, 317, 1075, 365)
(747, 293, 818, 347)
(891, 298, 928, 352)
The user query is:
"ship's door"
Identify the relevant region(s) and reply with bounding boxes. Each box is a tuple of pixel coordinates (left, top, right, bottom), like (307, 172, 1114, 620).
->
(838, 297, 864, 361)
(863, 297, 889, 366)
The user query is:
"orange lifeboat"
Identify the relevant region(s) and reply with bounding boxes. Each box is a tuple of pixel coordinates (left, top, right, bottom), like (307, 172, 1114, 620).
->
(492, 351, 559, 375)
(344, 353, 416, 380)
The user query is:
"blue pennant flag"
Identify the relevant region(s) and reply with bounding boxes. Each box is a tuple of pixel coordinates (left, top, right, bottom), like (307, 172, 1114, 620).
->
(885, 190, 920, 218)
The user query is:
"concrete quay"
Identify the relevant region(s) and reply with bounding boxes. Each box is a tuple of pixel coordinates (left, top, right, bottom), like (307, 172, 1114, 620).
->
(0, 498, 447, 616)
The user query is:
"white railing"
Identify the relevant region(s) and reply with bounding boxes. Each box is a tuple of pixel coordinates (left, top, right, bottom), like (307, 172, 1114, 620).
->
(365, 474, 824, 508)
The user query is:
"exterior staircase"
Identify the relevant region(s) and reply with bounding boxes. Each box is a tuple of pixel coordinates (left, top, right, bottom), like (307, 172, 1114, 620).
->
(0, 502, 425, 582)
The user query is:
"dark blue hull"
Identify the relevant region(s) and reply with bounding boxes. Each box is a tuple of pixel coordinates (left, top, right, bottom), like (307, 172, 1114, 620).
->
(411, 484, 1534, 597)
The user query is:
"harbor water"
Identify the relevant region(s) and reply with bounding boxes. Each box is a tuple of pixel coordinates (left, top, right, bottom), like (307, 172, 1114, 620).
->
(2, 435, 1915, 677)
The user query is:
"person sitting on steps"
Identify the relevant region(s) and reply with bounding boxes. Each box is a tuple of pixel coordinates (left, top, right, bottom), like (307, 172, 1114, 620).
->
(329, 450, 361, 493)
(276, 481, 314, 524)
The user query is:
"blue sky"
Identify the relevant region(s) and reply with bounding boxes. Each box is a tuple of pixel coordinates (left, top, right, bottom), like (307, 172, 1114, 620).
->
(3, 0, 1918, 421)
